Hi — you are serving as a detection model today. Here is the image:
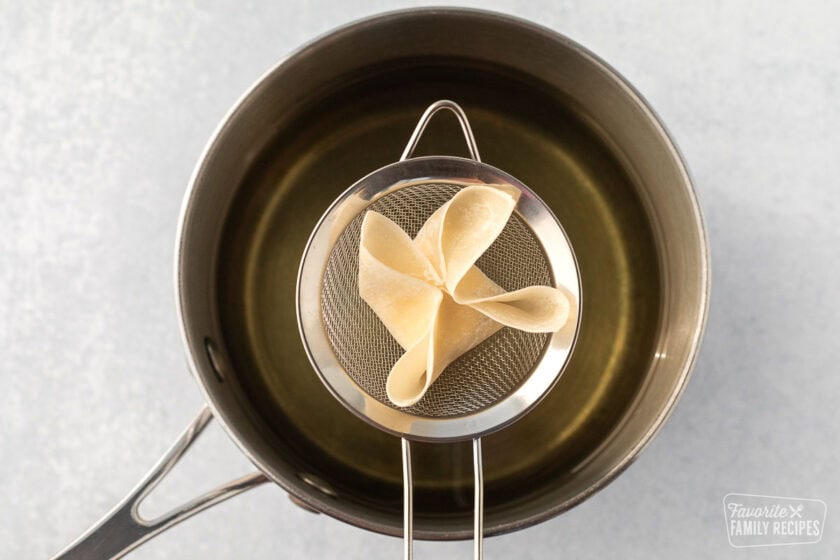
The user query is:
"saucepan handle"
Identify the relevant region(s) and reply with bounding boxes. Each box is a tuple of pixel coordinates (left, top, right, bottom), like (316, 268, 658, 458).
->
(51, 405, 269, 560)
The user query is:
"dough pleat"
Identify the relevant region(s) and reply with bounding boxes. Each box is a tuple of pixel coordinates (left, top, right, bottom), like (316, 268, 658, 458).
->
(452, 265, 570, 333)
(414, 186, 518, 292)
(359, 213, 442, 350)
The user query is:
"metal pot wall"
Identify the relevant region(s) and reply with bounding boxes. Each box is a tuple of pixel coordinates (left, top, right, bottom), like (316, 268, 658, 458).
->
(55, 7, 709, 558)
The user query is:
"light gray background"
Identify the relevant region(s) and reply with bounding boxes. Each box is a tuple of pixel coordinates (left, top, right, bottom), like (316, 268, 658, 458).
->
(2, 1, 838, 558)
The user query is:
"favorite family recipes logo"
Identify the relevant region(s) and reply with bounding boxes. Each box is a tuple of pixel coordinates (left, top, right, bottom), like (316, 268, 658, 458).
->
(723, 493, 827, 548)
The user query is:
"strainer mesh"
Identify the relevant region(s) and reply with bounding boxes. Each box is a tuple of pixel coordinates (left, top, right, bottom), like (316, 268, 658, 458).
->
(320, 183, 551, 418)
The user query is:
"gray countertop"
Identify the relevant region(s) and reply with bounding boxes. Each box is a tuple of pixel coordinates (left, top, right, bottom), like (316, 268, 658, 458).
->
(2, 1, 838, 558)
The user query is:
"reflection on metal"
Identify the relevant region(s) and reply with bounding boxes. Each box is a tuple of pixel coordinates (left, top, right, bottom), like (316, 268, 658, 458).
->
(299, 472, 339, 498)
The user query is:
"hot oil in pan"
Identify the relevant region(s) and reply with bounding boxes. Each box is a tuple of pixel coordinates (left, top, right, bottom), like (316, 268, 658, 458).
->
(216, 60, 660, 526)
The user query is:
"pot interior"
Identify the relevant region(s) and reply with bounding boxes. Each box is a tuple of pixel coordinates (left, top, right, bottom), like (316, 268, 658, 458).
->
(213, 58, 661, 536)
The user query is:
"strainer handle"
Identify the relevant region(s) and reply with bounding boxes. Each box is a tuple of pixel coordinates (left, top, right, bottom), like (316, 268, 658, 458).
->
(400, 100, 481, 163)
(402, 437, 484, 560)
(473, 438, 484, 560)
(402, 439, 413, 560)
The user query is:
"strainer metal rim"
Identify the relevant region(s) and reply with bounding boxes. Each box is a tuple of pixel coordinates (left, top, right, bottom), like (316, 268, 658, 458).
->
(297, 155, 581, 442)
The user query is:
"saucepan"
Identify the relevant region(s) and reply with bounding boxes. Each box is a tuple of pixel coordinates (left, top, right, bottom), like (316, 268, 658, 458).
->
(54, 7, 709, 559)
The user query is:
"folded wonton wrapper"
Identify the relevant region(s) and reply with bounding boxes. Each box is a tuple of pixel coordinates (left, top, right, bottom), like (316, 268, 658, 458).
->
(358, 185, 570, 407)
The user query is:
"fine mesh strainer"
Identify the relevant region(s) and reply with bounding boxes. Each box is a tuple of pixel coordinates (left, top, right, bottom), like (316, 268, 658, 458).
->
(297, 100, 581, 559)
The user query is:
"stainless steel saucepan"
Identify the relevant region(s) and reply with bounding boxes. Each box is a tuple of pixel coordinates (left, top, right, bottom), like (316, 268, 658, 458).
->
(53, 7, 709, 559)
